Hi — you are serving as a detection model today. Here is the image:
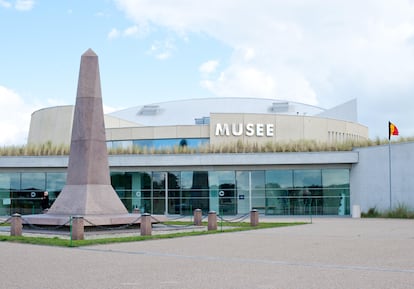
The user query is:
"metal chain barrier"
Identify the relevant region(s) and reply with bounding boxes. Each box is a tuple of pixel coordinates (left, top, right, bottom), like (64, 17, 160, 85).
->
(216, 212, 250, 223)
(22, 217, 72, 231)
(0, 216, 12, 226)
(82, 215, 142, 231)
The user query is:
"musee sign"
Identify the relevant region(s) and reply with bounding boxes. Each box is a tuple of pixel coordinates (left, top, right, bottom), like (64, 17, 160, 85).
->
(215, 123, 274, 137)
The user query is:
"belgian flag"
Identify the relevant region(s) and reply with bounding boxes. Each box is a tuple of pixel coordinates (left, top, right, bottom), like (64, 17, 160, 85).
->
(388, 121, 399, 140)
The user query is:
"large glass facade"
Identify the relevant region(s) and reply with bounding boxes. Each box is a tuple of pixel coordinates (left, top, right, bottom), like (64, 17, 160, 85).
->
(0, 168, 350, 216)
(0, 172, 66, 215)
(107, 138, 209, 150)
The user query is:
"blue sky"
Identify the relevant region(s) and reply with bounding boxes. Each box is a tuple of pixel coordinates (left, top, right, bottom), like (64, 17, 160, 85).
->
(1, 0, 414, 145)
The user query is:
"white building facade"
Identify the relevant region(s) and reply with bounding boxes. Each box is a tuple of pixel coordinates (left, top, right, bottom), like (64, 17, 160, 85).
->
(2, 98, 409, 217)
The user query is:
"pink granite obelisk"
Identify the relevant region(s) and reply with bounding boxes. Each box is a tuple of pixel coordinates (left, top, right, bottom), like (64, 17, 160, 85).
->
(47, 49, 128, 216)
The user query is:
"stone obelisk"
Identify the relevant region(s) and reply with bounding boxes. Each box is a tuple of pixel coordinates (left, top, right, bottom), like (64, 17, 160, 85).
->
(47, 49, 128, 216)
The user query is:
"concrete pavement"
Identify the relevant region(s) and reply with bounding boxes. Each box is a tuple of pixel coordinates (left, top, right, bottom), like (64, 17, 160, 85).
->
(0, 218, 413, 289)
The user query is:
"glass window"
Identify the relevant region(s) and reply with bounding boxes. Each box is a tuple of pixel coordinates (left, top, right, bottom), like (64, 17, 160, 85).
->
(111, 140, 133, 149)
(132, 139, 154, 148)
(322, 169, 349, 187)
(266, 170, 293, 189)
(293, 170, 322, 215)
(11, 173, 46, 215)
(251, 171, 266, 213)
(265, 170, 293, 215)
(322, 169, 350, 215)
(21, 173, 46, 191)
(294, 170, 321, 188)
(140, 172, 152, 213)
(110, 172, 132, 211)
(167, 172, 181, 214)
(181, 171, 209, 214)
(0, 173, 19, 215)
(46, 172, 66, 201)
(236, 171, 250, 214)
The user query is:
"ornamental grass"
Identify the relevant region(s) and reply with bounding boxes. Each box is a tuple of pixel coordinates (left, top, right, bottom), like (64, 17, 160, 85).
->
(1, 137, 413, 156)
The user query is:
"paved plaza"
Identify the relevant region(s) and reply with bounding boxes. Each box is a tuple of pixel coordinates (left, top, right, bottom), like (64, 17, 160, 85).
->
(0, 218, 413, 289)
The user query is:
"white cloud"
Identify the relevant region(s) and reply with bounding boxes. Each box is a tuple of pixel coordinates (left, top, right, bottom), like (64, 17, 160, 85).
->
(199, 60, 219, 74)
(123, 25, 139, 37)
(0, 86, 41, 145)
(115, 0, 414, 137)
(0, 0, 34, 10)
(107, 28, 121, 40)
(14, 0, 34, 11)
(201, 66, 276, 99)
(0, 0, 11, 8)
(147, 38, 176, 60)
(107, 24, 150, 40)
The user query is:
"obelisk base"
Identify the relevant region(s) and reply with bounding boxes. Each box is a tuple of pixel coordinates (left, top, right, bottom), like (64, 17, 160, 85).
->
(22, 213, 167, 226)
(48, 184, 128, 216)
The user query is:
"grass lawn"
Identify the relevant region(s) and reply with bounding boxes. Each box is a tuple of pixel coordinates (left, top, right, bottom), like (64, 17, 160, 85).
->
(0, 221, 306, 247)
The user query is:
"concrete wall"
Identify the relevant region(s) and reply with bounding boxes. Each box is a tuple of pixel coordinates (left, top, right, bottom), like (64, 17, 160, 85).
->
(28, 106, 74, 145)
(351, 142, 414, 212)
(28, 106, 368, 146)
(210, 113, 368, 146)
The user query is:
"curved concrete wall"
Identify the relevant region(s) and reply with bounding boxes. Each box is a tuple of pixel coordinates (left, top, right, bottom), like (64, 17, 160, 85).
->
(28, 106, 74, 145)
(28, 106, 368, 146)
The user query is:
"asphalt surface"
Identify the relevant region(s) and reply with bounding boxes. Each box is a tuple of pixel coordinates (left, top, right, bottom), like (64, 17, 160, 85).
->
(1, 218, 413, 289)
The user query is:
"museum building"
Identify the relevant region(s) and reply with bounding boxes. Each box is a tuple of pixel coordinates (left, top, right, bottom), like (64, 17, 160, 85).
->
(1, 97, 413, 217)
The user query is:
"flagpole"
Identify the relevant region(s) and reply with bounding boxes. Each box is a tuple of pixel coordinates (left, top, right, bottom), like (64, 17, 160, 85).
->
(388, 121, 399, 211)
(388, 139, 392, 210)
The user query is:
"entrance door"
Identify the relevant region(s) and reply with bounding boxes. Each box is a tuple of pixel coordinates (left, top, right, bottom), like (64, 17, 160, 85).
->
(218, 183, 237, 215)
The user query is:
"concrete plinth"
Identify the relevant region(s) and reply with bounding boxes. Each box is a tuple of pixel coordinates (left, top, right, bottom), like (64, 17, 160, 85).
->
(140, 213, 152, 236)
(71, 216, 84, 240)
(250, 209, 259, 226)
(193, 209, 202, 226)
(10, 214, 22, 236)
(208, 211, 217, 231)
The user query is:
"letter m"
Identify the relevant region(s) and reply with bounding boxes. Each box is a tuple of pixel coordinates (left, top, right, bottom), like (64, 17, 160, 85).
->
(215, 123, 230, 136)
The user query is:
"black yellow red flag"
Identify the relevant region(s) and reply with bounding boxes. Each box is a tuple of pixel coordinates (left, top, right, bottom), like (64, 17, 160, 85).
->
(388, 121, 399, 140)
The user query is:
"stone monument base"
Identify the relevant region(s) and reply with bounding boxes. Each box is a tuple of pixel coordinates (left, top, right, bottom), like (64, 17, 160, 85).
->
(22, 213, 167, 227)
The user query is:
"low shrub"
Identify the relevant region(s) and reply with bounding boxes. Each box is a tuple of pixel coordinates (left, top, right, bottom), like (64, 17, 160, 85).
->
(361, 207, 380, 218)
(362, 204, 414, 219)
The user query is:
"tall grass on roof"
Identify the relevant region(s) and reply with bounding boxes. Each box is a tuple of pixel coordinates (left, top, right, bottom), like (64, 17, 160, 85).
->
(1, 137, 414, 156)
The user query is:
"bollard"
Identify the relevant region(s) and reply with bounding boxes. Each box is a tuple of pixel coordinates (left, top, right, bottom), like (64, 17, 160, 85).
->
(250, 209, 259, 227)
(10, 213, 22, 237)
(208, 211, 217, 231)
(140, 213, 152, 236)
(352, 205, 361, 218)
(193, 209, 202, 226)
(71, 216, 84, 240)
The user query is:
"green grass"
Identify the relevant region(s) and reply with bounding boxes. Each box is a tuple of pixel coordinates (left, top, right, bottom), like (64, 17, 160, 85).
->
(0, 221, 306, 247)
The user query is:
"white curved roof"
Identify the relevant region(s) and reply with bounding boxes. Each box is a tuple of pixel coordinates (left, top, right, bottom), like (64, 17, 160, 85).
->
(108, 97, 328, 126)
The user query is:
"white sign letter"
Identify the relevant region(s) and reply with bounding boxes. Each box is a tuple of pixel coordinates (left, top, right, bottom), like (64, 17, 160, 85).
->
(266, 124, 274, 136)
(256, 124, 264, 136)
(215, 123, 230, 136)
(245, 123, 254, 136)
(232, 123, 243, 136)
